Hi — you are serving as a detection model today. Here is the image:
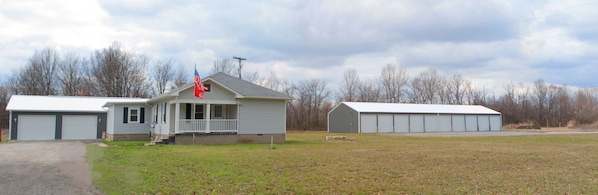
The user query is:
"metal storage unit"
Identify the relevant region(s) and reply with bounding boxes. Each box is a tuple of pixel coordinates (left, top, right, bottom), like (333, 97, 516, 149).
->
(465, 115, 479, 132)
(409, 114, 425, 133)
(451, 115, 466, 132)
(377, 114, 394, 133)
(394, 114, 410, 133)
(361, 114, 377, 133)
(328, 102, 502, 134)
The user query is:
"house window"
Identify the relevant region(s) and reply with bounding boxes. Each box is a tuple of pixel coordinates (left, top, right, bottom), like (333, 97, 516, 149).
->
(194, 104, 204, 119)
(154, 105, 158, 123)
(204, 84, 211, 92)
(129, 108, 139, 123)
(214, 105, 223, 118)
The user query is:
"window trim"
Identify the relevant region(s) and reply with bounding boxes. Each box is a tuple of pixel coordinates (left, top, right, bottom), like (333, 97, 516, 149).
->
(129, 107, 140, 123)
(194, 104, 204, 119)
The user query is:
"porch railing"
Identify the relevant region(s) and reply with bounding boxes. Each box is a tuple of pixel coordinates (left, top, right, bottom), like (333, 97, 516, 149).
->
(178, 119, 237, 133)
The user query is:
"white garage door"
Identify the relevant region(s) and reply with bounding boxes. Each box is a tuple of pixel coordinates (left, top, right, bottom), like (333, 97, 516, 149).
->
(452, 115, 466, 132)
(62, 115, 98, 140)
(465, 115, 478, 132)
(361, 114, 377, 133)
(377, 114, 394, 133)
(490, 115, 502, 131)
(17, 115, 56, 140)
(424, 114, 438, 132)
(409, 114, 424, 133)
(394, 114, 409, 133)
(438, 115, 452, 132)
(478, 115, 490, 131)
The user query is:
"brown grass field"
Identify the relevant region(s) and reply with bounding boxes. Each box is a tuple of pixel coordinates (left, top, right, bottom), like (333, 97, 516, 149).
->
(89, 131, 598, 194)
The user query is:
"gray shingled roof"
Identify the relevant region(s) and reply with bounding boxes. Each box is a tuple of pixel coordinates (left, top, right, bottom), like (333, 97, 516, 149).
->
(205, 72, 293, 100)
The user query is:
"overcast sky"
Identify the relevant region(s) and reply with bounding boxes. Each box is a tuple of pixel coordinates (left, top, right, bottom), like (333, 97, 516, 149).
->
(2, 0, 598, 94)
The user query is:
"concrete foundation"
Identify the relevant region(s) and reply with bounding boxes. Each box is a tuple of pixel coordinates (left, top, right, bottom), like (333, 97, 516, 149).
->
(106, 133, 150, 141)
(174, 133, 285, 145)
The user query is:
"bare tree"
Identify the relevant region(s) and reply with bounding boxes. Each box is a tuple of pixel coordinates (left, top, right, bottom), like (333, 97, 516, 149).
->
(172, 65, 188, 89)
(151, 58, 176, 95)
(210, 58, 236, 75)
(378, 64, 409, 103)
(293, 79, 330, 129)
(0, 83, 10, 128)
(58, 53, 88, 96)
(446, 74, 468, 105)
(338, 68, 360, 102)
(17, 48, 60, 95)
(357, 79, 380, 102)
(89, 42, 150, 97)
(409, 69, 443, 104)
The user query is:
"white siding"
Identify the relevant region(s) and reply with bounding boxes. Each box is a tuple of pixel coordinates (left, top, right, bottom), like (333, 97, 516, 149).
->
(62, 115, 97, 140)
(377, 114, 393, 133)
(179, 81, 236, 101)
(490, 115, 502, 131)
(18, 115, 55, 140)
(238, 99, 286, 134)
(111, 104, 151, 134)
(409, 114, 424, 133)
(452, 115, 466, 132)
(106, 105, 115, 134)
(394, 114, 410, 133)
(424, 114, 438, 132)
(438, 115, 452, 132)
(465, 115, 478, 131)
(478, 115, 490, 131)
(360, 114, 377, 133)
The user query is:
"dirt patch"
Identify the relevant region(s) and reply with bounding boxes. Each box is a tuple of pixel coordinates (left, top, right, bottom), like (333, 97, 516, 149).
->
(0, 141, 102, 195)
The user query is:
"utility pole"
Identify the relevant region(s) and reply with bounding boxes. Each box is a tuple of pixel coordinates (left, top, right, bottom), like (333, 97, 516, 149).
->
(233, 56, 246, 79)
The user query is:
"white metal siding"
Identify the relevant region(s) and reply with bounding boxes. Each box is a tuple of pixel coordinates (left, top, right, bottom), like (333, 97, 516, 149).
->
(238, 99, 286, 134)
(438, 115, 452, 132)
(111, 104, 151, 134)
(409, 114, 424, 133)
(17, 115, 55, 140)
(360, 114, 377, 133)
(179, 81, 236, 101)
(478, 115, 490, 131)
(451, 115, 466, 132)
(465, 115, 478, 131)
(394, 114, 410, 133)
(377, 114, 393, 133)
(62, 115, 97, 140)
(424, 114, 438, 132)
(490, 115, 502, 131)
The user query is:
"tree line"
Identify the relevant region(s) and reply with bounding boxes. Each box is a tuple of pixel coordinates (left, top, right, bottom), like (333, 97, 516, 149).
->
(3, 43, 598, 130)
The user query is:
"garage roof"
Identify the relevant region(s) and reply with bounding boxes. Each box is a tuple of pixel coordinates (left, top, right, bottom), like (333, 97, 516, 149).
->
(342, 102, 500, 115)
(6, 95, 149, 112)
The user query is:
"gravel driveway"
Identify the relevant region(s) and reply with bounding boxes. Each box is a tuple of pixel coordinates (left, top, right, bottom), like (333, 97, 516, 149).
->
(0, 141, 102, 195)
(391, 130, 598, 137)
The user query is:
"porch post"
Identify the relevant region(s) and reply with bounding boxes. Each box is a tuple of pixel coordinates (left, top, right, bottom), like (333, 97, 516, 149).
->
(174, 100, 180, 134)
(206, 103, 211, 133)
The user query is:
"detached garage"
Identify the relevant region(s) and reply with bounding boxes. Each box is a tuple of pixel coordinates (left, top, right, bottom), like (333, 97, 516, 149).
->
(328, 102, 501, 133)
(6, 95, 146, 141)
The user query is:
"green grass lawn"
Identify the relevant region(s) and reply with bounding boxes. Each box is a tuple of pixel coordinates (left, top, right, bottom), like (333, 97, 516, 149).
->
(88, 132, 598, 194)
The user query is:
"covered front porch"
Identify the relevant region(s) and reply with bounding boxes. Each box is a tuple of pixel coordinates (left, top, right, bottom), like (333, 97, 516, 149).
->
(172, 101, 239, 134)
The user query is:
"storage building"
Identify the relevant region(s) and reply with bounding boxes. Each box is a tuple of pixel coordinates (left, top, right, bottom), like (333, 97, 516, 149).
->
(328, 102, 501, 133)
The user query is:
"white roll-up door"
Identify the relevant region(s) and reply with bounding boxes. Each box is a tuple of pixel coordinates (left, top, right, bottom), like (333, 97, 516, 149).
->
(377, 114, 393, 133)
(394, 114, 409, 133)
(424, 114, 438, 132)
(478, 115, 490, 131)
(438, 115, 452, 132)
(490, 115, 502, 131)
(452, 115, 466, 132)
(62, 115, 98, 140)
(17, 115, 56, 140)
(361, 114, 377, 133)
(465, 115, 478, 131)
(409, 114, 424, 133)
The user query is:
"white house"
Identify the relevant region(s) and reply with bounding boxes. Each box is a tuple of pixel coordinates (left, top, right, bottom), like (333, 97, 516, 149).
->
(6, 72, 293, 144)
(328, 102, 502, 133)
